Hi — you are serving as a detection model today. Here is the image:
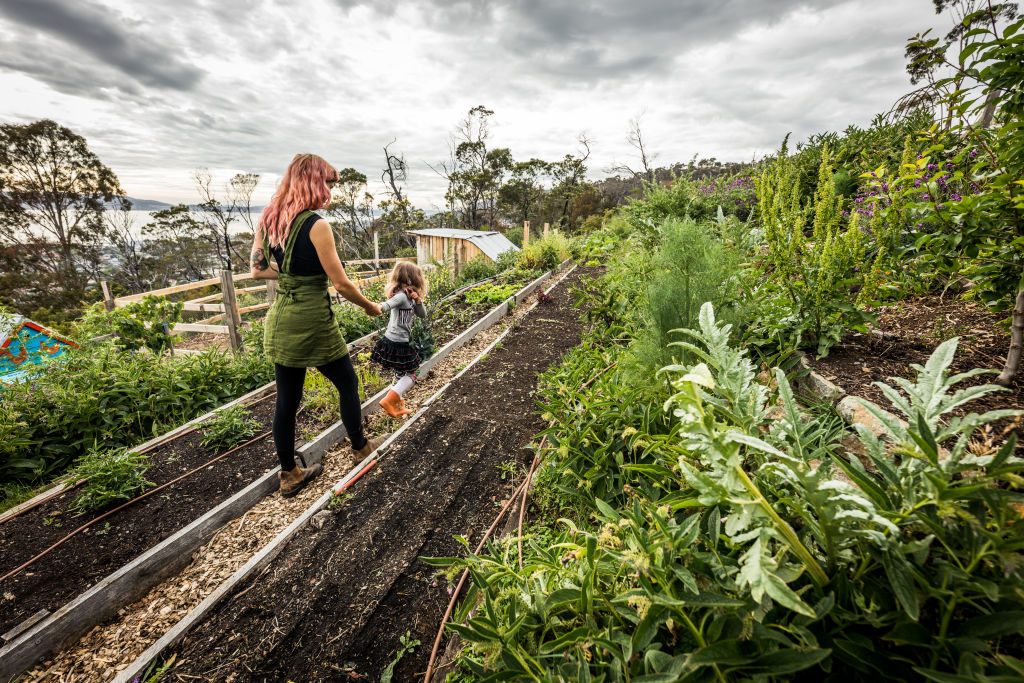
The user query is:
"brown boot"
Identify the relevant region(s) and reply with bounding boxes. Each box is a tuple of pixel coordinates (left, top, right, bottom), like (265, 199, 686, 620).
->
(279, 462, 322, 498)
(352, 433, 390, 460)
(379, 390, 414, 418)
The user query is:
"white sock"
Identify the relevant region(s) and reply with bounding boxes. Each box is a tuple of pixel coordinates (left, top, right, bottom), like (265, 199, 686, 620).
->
(393, 374, 415, 397)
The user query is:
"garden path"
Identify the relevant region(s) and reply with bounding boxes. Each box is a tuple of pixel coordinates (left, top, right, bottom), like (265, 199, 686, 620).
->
(165, 266, 594, 682)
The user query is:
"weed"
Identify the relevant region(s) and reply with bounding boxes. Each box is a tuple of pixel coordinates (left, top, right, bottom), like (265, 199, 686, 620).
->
(496, 460, 519, 480)
(199, 405, 261, 451)
(69, 447, 154, 515)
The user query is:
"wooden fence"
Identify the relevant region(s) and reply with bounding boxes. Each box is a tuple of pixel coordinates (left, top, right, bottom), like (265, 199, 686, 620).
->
(100, 257, 415, 352)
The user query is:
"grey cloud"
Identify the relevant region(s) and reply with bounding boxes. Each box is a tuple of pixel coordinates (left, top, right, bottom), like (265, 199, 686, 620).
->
(0, 0, 204, 90)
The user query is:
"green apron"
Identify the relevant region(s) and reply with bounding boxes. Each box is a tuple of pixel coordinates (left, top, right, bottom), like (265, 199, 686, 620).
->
(263, 210, 348, 367)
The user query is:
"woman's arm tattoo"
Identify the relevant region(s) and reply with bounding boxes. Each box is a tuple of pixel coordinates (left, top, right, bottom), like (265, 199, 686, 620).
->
(251, 246, 270, 271)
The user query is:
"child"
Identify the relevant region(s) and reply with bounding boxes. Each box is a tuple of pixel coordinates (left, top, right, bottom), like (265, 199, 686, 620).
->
(370, 261, 429, 418)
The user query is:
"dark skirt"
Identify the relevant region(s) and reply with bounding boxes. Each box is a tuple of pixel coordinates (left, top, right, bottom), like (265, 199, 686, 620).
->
(370, 336, 422, 374)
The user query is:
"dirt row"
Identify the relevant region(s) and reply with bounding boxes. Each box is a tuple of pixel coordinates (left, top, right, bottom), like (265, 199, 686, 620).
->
(0, 397, 332, 636)
(19, 273, 563, 682)
(165, 266, 593, 682)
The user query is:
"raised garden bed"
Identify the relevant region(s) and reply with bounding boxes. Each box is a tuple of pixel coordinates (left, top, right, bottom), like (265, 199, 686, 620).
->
(121, 265, 590, 682)
(0, 266, 563, 681)
(810, 293, 1023, 447)
(0, 395, 334, 638)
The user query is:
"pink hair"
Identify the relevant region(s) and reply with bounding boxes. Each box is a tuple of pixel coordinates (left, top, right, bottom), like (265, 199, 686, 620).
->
(259, 154, 337, 247)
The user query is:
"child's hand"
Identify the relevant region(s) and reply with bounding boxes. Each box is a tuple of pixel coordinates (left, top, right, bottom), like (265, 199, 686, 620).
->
(405, 287, 421, 303)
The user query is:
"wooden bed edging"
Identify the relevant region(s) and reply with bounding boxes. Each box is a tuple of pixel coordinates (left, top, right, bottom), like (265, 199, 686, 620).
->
(0, 382, 279, 526)
(0, 268, 558, 681)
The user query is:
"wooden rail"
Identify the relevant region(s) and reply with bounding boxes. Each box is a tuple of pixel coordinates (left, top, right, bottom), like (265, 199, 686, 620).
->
(100, 255, 409, 352)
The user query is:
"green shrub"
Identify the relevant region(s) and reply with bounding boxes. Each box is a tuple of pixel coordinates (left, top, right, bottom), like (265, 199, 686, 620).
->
(632, 217, 746, 375)
(753, 141, 872, 356)
(76, 295, 184, 353)
(0, 344, 273, 493)
(443, 305, 1024, 681)
(69, 446, 154, 515)
(199, 405, 261, 451)
(463, 283, 519, 306)
(456, 256, 497, 285)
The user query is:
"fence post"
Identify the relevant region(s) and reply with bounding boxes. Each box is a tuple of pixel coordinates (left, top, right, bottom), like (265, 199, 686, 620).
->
(374, 231, 380, 273)
(219, 269, 243, 351)
(101, 281, 115, 311)
(265, 280, 277, 304)
(523, 220, 530, 247)
(544, 222, 549, 239)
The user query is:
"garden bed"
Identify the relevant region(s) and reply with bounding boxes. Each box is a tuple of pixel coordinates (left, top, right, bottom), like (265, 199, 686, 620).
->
(811, 293, 1023, 446)
(0, 396, 334, 638)
(160, 267, 593, 682)
(0, 267, 562, 681)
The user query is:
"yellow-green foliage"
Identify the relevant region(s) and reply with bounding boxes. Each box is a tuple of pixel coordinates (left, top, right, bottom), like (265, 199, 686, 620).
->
(518, 233, 571, 271)
(755, 141, 870, 355)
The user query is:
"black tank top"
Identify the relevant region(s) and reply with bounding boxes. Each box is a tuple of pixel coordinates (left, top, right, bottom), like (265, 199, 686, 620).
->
(269, 211, 326, 276)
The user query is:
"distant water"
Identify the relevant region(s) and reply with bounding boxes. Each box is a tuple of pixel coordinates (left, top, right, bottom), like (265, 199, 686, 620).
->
(114, 210, 263, 238)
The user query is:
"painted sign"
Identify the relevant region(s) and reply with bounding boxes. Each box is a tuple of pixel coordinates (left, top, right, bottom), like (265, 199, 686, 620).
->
(0, 315, 78, 381)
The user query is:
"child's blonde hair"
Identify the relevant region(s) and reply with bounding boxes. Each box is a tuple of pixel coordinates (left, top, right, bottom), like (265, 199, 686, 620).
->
(385, 261, 429, 299)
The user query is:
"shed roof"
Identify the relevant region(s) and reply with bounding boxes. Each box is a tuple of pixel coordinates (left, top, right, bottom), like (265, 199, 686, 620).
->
(408, 229, 519, 261)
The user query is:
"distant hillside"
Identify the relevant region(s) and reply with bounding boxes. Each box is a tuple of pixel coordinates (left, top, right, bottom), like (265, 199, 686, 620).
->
(123, 197, 174, 210)
(104, 197, 264, 212)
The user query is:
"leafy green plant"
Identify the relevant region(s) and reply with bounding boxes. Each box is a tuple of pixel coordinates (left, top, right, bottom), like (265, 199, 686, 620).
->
(0, 343, 273, 494)
(69, 446, 154, 515)
(754, 141, 873, 356)
(463, 283, 519, 306)
(439, 303, 1024, 681)
(632, 216, 746, 375)
(380, 631, 420, 683)
(77, 295, 184, 353)
(457, 256, 498, 284)
(199, 405, 261, 451)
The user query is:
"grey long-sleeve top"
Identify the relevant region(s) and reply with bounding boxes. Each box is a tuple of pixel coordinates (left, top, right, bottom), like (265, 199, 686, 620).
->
(379, 291, 427, 343)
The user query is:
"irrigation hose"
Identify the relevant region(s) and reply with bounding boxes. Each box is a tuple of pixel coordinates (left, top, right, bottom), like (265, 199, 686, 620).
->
(424, 472, 532, 683)
(0, 390, 280, 528)
(0, 420, 290, 585)
(428, 360, 620, 679)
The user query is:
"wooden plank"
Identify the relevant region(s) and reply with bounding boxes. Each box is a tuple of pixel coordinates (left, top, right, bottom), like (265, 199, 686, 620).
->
(171, 323, 230, 335)
(181, 302, 226, 313)
(116, 272, 255, 304)
(100, 282, 114, 311)
(220, 270, 243, 351)
(344, 257, 414, 266)
(198, 302, 271, 325)
(190, 284, 267, 304)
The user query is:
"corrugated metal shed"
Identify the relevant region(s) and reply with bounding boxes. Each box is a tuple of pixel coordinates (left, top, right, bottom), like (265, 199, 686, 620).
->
(408, 229, 519, 262)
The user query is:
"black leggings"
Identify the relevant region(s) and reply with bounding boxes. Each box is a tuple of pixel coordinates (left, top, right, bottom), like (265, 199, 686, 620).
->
(273, 355, 366, 471)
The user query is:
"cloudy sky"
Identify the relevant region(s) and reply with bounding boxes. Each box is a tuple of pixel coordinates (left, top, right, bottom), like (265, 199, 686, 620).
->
(0, 0, 945, 208)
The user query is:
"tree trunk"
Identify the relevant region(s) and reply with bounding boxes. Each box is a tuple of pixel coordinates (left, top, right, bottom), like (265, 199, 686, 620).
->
(996, 288, 1024, 386)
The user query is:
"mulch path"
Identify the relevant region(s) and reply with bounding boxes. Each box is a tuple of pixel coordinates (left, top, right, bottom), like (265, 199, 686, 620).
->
(0, 399, 333, 637)
(166, 267, 594, 682)
(813, 293, 1023, 448)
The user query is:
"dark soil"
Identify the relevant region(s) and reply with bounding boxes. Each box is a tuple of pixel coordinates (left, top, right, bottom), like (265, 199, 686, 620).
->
(0, 398, 333, 638)
(167, 267, 594, 683)
(813, 293, 1023, 447)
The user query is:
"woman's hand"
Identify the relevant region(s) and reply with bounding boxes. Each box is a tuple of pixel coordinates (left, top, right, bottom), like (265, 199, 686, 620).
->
(363, 302, 383, 316)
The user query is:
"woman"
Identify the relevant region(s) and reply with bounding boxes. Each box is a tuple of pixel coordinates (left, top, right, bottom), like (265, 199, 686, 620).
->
(251, 153, 387, 497)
